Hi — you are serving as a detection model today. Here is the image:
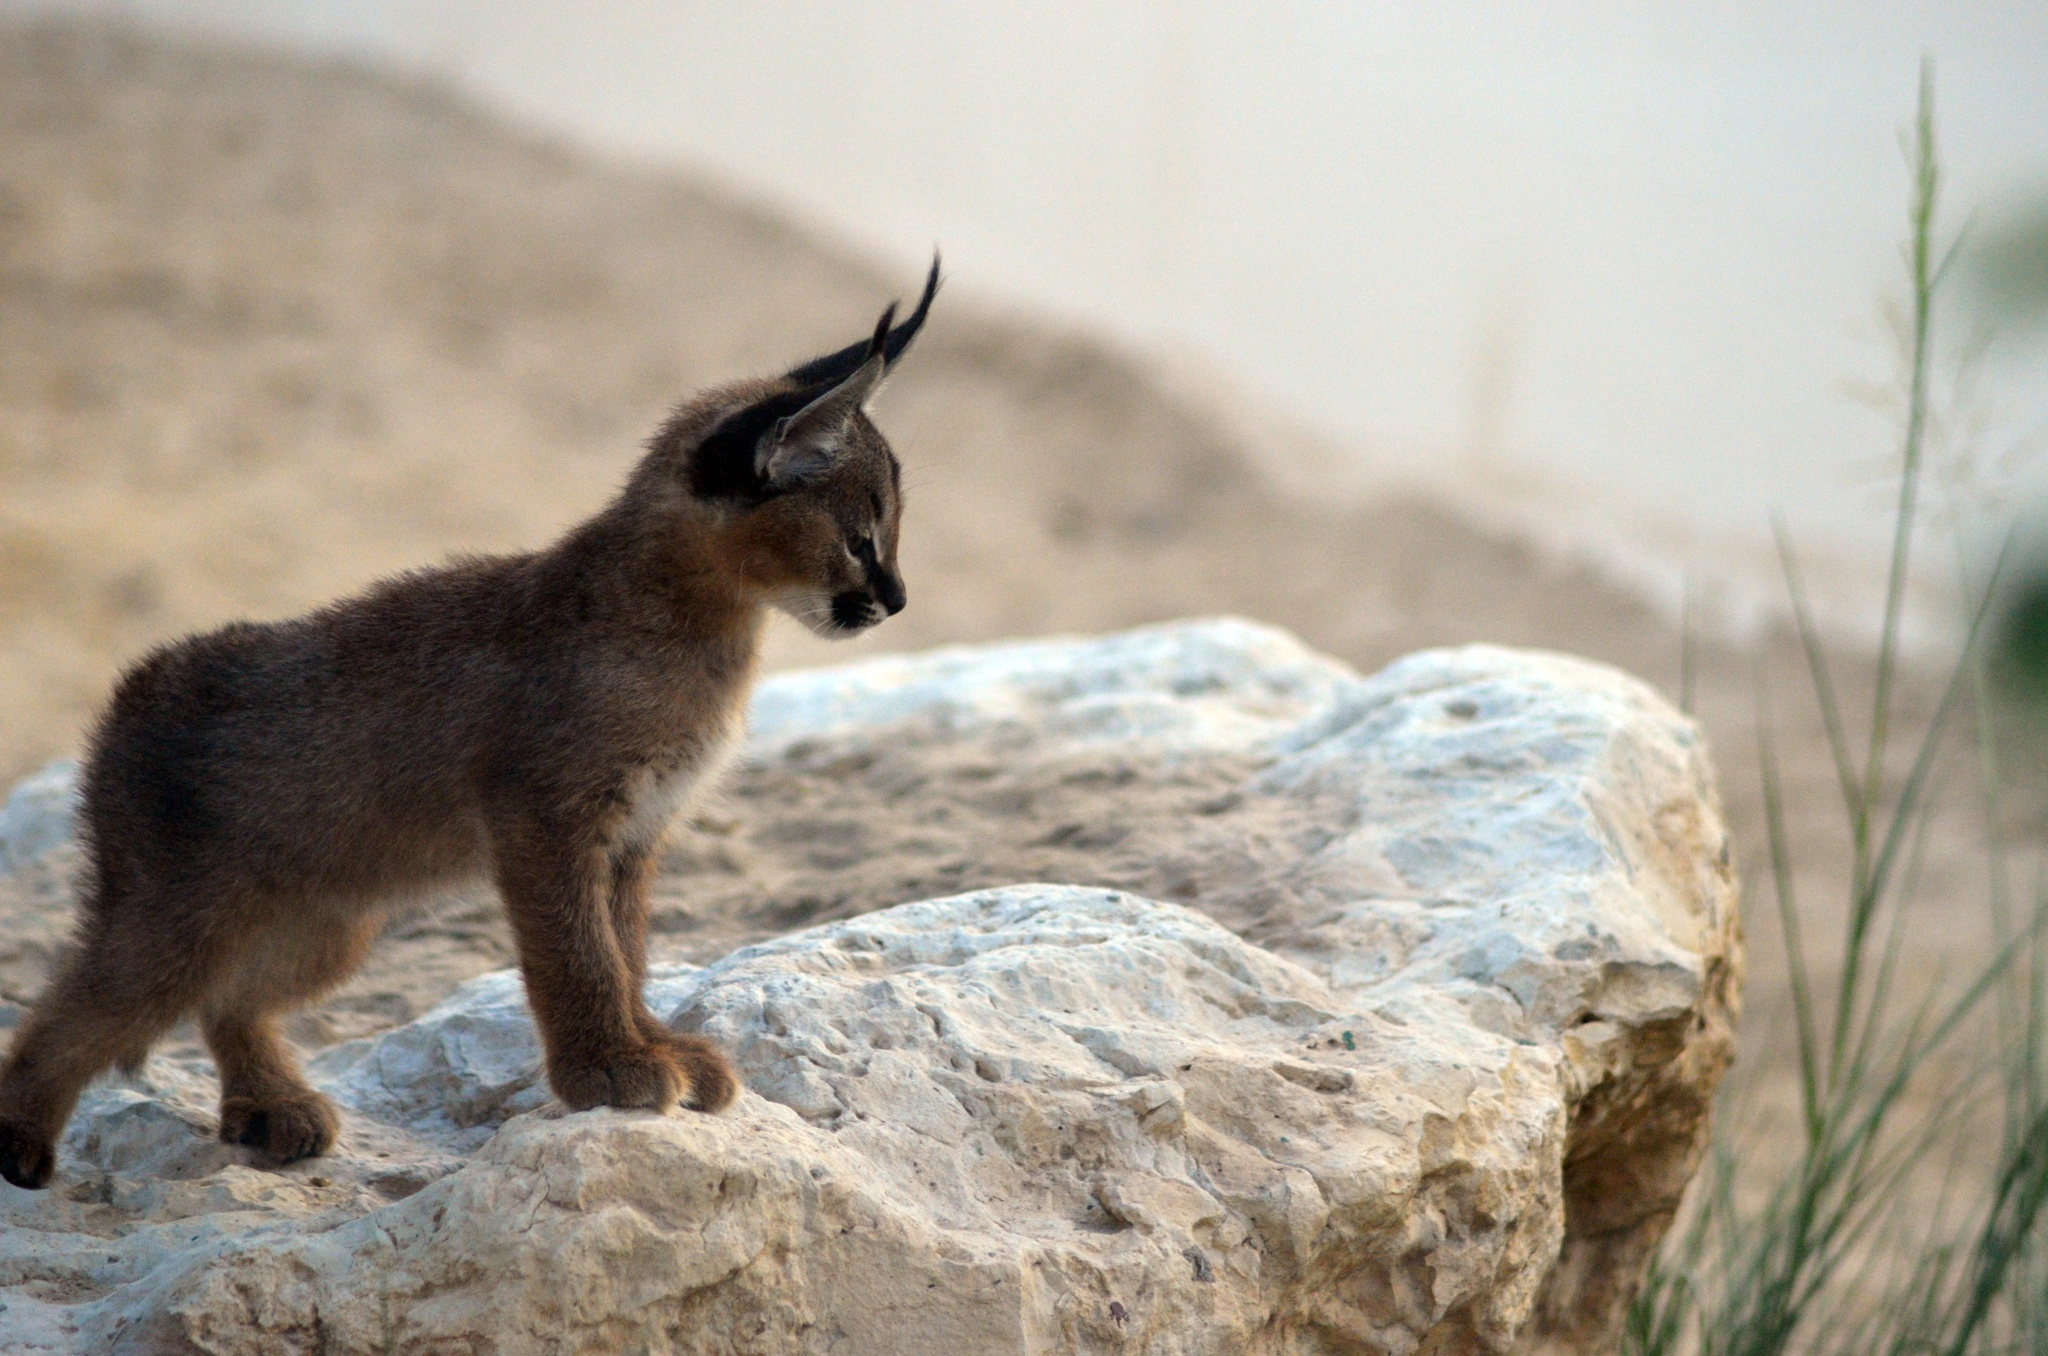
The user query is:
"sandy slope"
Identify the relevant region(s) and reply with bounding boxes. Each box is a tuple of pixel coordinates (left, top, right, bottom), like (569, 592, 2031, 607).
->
(0, 18, 2018, 1200)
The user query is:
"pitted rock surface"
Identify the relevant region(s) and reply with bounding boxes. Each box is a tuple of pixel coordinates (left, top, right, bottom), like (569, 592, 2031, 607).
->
(0, 620, 1738, 1354)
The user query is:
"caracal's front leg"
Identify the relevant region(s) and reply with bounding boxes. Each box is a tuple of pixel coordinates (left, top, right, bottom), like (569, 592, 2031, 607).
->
(607, 841, 738, 1112)
(493, 818, 734, 1112)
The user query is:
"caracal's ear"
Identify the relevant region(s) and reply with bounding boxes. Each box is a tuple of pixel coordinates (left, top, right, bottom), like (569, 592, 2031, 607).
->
(755, 349, 886, 490)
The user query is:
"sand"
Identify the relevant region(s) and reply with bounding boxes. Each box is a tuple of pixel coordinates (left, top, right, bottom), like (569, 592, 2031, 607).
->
(0, 18, 2025, 1200)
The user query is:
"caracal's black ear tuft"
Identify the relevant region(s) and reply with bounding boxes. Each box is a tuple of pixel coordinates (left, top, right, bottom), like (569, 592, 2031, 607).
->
(866, 302, 898, 362)
(786, 251, 942, 387)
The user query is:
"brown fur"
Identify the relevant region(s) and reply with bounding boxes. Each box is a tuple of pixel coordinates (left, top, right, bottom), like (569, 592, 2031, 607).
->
(0, 268, 932, 1189)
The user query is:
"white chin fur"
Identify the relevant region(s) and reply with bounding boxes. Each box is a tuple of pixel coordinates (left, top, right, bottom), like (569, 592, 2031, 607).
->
(772, 590, 864, 640)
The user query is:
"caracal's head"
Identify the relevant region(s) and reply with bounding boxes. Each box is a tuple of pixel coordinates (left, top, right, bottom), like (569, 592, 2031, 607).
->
(646, 257, 937, 638)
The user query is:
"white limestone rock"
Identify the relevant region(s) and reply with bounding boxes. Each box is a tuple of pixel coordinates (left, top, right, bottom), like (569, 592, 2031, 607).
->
(0, 620, 1739, 1354)
(0, 760, 76, 876)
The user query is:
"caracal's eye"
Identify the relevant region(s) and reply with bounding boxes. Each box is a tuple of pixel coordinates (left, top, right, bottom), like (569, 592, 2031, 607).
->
(848, 532, 874, 561)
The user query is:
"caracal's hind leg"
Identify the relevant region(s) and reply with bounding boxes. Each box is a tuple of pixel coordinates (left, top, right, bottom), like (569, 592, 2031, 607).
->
(0, 901, 227, 1189)
(201, 908, 381, 1165)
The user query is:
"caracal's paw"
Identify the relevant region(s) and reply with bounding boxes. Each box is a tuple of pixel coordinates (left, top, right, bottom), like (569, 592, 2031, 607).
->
(551, 1041, 688, 1113)
(219, 1090, 338, 1165)
(651, 1030, 739, 1113)
(0, 1117, 55, 1190)
(631, 1010, 740, 1114)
